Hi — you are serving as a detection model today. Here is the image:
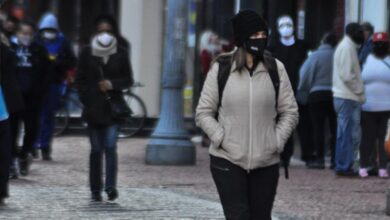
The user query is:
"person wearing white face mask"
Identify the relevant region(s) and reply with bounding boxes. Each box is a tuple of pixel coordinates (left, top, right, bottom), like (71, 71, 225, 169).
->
(34, 13, 77, 161)
(268, 15, 313, 167)
(9, 20, 51, 178)
(75, 17, 134, 202)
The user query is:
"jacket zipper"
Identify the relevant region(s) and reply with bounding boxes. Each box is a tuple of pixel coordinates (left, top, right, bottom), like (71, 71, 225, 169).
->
(248, 75, 253, 173)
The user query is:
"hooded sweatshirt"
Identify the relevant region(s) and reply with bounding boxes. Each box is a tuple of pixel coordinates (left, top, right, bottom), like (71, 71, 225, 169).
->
(35, 13, 76, 84)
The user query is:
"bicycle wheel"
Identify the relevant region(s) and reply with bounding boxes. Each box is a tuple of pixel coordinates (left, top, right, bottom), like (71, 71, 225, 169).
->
(54, 102, 69, 136)
(118, 93, 147, 138)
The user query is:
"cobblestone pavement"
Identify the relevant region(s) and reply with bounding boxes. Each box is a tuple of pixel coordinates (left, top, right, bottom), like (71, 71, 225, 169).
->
(1, 136, 390, 219)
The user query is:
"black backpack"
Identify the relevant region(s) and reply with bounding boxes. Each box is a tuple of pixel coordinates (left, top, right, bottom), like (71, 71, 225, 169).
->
(215, 54, 291, 179)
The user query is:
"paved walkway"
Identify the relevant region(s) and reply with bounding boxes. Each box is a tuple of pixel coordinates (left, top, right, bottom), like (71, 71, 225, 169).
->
(1, 136, 389, 219)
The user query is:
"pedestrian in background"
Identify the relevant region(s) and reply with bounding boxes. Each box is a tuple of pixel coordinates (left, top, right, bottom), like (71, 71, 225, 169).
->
(359, 32, 390, 178)
(332, 23, 365, 176)
(297, 32, 338, 169)
(268, 15, 312, 166)
(198, 30, 223, 147)
(94, 14, 131, 56)
(196, 10, 298, 219)
(9, 20, 51, 177)
(1, 15, 18, 43)
(359, 22, 374, 65)
(34, 13, 76, 160)
(75, 15, 133, 202)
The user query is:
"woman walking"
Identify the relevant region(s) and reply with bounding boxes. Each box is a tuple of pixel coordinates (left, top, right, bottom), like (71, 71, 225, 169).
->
(196, 10, 298, 219)
(75, 16, 133, 202)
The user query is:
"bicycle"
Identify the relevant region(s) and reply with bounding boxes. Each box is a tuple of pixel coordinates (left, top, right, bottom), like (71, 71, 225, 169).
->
(54, 82, 147, 138)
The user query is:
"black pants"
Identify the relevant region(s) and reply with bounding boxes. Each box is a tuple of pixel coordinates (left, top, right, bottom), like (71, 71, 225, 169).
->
(360, 111, 390, 169)
(0, 120, 11, 199)
(10, 108, 41, 158)
(297, 104, 314, 161)
(308, 100, 337, 161)
(210, 155, 279, 220)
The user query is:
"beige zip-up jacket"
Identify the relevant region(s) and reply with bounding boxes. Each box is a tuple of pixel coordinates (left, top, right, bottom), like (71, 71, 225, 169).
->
(195, 57, 299, 171)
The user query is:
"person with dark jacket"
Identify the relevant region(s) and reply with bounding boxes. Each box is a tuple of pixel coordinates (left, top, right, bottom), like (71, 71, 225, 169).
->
(297, 32, 338, 169)
(196, 10, 298, 219)
(0, 41, 23, 205)
(268, 15, 313, 165)
(34, 13, 77, 160)
(9, 20, 50, 177)
(75, 19, 133, 202)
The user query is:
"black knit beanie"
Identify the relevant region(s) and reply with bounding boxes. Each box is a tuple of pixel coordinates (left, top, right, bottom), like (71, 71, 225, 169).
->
(231, 10, 268, 47)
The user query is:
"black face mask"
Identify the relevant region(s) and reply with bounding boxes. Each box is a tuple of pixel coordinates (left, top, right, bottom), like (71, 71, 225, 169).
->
(245, 38, 267, 58)
(373, 42, 389, 58)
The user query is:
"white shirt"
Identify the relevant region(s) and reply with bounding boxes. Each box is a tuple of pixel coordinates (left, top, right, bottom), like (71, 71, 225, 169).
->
(362, 54, 390, 112)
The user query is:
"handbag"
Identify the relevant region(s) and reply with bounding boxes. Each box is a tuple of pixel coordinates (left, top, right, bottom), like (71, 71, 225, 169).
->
(98, 66, 131, 119)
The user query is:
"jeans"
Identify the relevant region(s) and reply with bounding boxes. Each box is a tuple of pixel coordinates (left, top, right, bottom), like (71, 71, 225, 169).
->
(360, 111, 390, 169)
(0, 120, 11, 198)
(333, 98, 361, 172)
(210, 155, 279, 220)
(36, 84, 66, 152)
(88, 124, 119, 194)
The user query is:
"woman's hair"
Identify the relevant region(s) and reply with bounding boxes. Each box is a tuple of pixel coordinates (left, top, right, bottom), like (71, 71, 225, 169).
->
(212, 47, 248, 73)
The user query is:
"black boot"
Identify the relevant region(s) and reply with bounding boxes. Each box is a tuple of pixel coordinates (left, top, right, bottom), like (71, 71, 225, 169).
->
(19, 155, 32, 176)
(106, 188, 118, 201)
(41, 147, 52, 161)
(31, 148, 39, 159)
(91, 192, 102, 202)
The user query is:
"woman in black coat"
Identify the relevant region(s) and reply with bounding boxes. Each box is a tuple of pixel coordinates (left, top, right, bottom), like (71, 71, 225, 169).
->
(75, 21, 133, 202)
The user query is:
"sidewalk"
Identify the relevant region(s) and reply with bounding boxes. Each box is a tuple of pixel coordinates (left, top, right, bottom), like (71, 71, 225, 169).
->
(1, 136, 389, 219)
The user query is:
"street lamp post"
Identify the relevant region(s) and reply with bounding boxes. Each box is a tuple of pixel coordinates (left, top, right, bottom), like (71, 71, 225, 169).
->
(146, 0, 196, 165)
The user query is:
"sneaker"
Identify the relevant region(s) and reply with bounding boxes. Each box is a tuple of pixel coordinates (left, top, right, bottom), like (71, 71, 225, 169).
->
(106, 188, 118, 201)
(379, 169, 389, 179)
(19, 156, 32, 176)
(359, 168, 369, 178)
(91, 193, 102, 202)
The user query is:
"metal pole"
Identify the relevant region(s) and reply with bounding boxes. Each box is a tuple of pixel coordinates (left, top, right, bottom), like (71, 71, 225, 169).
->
(146, 0, 195, 165)
(235, 0, 240, 13)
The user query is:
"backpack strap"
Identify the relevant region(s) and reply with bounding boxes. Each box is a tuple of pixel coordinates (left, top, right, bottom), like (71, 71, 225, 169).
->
(264, 55, 280, 110)
(216, 55, 233, 119)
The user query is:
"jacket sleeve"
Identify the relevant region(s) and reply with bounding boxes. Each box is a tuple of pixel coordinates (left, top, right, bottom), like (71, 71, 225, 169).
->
(335, 47, 364, 95)
(110, 51, 134, 90)
(275, 60, 299, 153)
(297, 56, 316, 105)
(195, 62, 224, 147)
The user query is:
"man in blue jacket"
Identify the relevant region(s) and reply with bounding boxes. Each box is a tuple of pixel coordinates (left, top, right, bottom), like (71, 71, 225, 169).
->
(35, 13, 76, 160)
